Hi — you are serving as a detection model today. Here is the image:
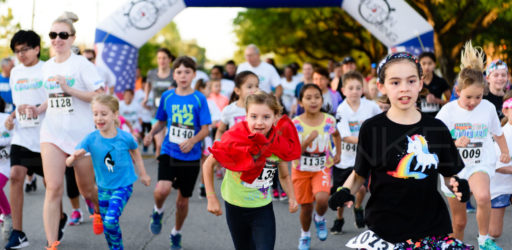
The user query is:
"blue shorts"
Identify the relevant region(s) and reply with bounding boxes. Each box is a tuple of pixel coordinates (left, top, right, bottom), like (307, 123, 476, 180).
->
(491, 194, 511, 209)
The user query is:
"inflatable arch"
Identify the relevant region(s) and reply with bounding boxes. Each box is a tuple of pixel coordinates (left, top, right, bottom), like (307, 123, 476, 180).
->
(94, 0, 433, 93)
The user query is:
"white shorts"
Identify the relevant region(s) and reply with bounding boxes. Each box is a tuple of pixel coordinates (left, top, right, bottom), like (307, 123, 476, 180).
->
(440, 164, 495, 198)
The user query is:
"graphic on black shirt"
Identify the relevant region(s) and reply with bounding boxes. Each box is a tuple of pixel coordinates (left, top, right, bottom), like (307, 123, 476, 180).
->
(104, 151, 115, 172)
(387, 135, 438, 180)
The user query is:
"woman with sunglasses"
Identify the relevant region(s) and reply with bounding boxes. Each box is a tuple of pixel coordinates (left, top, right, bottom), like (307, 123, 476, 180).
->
(26, 12, 104, 250)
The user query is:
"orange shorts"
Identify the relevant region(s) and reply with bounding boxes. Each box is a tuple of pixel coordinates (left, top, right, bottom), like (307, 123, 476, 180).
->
(292, 167, 331, 205)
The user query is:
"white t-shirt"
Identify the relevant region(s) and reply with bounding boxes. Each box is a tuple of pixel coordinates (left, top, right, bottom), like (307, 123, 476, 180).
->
(97, 65, 115, 95)
(335, 98, 381, 168)
(119, 100, 141, 131)
(491, 123, 512, 199)
(41, 53, 104, 154)
(9, 60, 46, 152)
(134, 89, 153, 123)
(236, 62, 280, 93)
(221, 102, 246, 128)
(207, 99, 221, 123)
(0, 113, 11, 178)
(220, 79, 235, 99)
(436, 99, 502, 169)
(280, 77, 299, 112)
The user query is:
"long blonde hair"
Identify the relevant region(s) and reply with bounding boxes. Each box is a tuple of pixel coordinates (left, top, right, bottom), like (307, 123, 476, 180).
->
(457, 41, 486, 91)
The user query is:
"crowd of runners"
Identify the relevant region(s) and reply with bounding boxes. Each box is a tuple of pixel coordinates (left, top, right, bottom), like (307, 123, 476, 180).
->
(0, 11, 510, 250)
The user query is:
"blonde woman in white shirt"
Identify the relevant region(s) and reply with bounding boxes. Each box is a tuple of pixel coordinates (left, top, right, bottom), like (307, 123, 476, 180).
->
(26, 12, 104, 249)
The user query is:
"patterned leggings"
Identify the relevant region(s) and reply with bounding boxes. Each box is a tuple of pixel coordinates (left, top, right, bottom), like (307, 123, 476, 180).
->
(98, 185, 133, 250)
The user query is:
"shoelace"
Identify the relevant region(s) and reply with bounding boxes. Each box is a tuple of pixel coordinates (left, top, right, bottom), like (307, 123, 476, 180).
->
(318, 221, 325, 230)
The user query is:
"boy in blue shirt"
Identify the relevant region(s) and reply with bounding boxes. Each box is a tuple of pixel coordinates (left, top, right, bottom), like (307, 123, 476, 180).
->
(143, 56, 211, 250)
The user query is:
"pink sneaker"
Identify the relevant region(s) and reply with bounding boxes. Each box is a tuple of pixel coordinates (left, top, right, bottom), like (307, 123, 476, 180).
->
(68, 210, 83, 226)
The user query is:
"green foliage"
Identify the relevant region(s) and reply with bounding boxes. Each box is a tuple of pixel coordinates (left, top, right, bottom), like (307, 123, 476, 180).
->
(0, 8, 20, 58)
(233, 8, 386, 74)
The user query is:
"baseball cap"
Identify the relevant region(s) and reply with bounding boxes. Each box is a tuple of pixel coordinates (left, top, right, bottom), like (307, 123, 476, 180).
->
(342, 56, 356, 64)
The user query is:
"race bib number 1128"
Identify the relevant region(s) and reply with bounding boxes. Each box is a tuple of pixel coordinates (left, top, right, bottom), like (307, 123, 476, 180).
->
(48, 93, 73, 114)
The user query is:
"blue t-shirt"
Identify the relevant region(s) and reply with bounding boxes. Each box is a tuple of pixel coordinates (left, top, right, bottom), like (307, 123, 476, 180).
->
(77, 128, 138, 189)
(156, 89, 211, 161)
(0, 75, 13, 113)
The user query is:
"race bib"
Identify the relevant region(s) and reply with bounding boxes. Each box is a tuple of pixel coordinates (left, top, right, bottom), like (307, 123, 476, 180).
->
(243, 160, 278, 189)
(48, 93, 73, 114)
(458, 142, 483, 166)
(154, 81, 171, 89)
(346, 230, 394, 249)
(420, 99, 439, 112)
(300, 152, 326, 172)
(342, 142, 357, 158)
(0, 146, 10, 160)
(17, 110, 40, 128)
(169, 123, 194, 144)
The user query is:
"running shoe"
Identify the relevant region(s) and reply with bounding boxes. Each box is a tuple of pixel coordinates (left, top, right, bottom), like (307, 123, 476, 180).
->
(330, 218, 344, 235)
(354, 207, 365, 228)
(90, 213, 103, 235)
(170, 233, 182, 250)
(149, 210, 163, 235)
(24, 177, 36, 193)
(46, 241, 60, 250)
(479, 238, 503, 250)
(199, 186, 206, 199)
(4, 230, 29, 249)
(298, 235, 311, 250)
(314, 215, 328, 241)
(85, 199, 95, 215)
(58, 213, 67, 241)
(68, 210, 83, 226)
(466, 201, 476, 213)
(2, 214, 12, 241)
(279, 191, 288, 201)
(272, 189, 279, 201)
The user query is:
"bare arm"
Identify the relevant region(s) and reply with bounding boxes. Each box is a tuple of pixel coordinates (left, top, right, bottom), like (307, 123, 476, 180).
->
(129, 148, 150, 186)
(496, 166, 512, 174)
(278, 161, 298, 213)
(494, 133, 510, 163)
(343, 171, 366, 196)
(59, 75, 104, 103)
(343, 136, 358, 144)
(203, 155, 222, 216)
(143, 120, 166, 146)
(332, 130, 342, 164)
(179, 124, 209, 154)
(214, 122, 227, 141)
(274, 85, 283, 99)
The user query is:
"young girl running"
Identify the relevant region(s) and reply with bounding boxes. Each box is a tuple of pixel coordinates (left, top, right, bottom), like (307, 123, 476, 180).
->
(329, 52, 473, 249)
(66, 94, 150, 250)
(204, 91, 300, 250)
(484, 60, 508, 119)
(436, 41, 510, 250)
(489, 94, 512, 240)
(0, 98, 12, 241)
(292, 84, 341, 250)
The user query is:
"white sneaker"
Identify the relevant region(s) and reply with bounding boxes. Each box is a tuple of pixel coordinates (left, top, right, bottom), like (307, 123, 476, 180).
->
(2, 214, 12, 241)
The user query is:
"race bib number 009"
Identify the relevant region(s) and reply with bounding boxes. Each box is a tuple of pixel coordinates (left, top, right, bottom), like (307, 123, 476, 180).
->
(169, 123, 194, 144)
(346, 230, 394, 249)
(458, 142, 482, 166)
(300, 152, 326, 172)
(48, 93, 73, 114)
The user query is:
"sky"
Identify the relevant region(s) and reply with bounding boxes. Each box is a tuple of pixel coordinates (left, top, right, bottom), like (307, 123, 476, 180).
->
(0, 0, 243, 62)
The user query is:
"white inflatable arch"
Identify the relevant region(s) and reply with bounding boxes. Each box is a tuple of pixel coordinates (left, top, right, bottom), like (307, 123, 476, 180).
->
(94, 0, 433, 93)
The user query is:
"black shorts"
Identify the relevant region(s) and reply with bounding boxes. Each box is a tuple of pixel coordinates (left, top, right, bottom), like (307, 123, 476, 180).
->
(331, 167, 353, 194)
(157, 154, 200, 198)
(10, 144, 44, 177)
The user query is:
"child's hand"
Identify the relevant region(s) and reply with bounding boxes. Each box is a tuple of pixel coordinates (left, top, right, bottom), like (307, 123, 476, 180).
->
(288, 199, 298, 213)
(333, 153, 341, 165)
(449, 176, 470, 202)
(140, 173, 151, 186)
(305, 130, 319, 147)
(426, 93, 437, 104)
(454, 136, 470, 148)
(4, 115, 14, 130)
(143, 134, 153, 146)
(500, 152, 510, 164)
(66, 149, 86, 166)
(207, 196, 222, 216)
(179, 139, 194, 153)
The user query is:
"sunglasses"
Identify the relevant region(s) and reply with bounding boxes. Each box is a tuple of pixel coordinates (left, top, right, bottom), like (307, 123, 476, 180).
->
(49, 31, 74, 40)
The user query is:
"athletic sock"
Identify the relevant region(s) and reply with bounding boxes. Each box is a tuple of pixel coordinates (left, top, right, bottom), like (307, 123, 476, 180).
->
(478, 234, 489, 245)
(154, 205, 164, 214)
(314, 213, 324, 222)
(300, 229, 310, 237)
(171, 227, 181, 236)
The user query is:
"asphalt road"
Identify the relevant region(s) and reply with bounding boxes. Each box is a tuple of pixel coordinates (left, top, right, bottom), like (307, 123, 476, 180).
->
(4, 156, 512, 250)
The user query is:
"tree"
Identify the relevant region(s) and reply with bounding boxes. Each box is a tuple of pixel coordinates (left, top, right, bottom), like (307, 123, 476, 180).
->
(233, 8, 387, 73)
(0, 7, 21, 58)
(407, 0, 512, 83)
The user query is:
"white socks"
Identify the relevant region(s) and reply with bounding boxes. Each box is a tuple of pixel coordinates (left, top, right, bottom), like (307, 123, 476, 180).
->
(154, 205, 164, 214)
(300, 229, 310, 237)
(171, 227, 181, 236)
(314, 213, 324, 222)
(478, 234, 490, 245)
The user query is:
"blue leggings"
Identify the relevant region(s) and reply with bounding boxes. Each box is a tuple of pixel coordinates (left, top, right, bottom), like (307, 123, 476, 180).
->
(98, 185, 133, 250)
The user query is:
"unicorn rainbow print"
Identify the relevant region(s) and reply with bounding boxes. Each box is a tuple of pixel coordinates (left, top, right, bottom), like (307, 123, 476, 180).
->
(387, 134, 439, 180)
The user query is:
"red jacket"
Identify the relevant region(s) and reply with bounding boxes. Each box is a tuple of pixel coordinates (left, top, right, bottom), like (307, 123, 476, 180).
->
(208, 115, 301, 183)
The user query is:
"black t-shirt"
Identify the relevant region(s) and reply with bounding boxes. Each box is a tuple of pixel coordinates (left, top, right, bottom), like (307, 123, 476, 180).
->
(354, 112, 463, 243)
(484, 91, 504, 120)
(419, 74, 450, 117)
